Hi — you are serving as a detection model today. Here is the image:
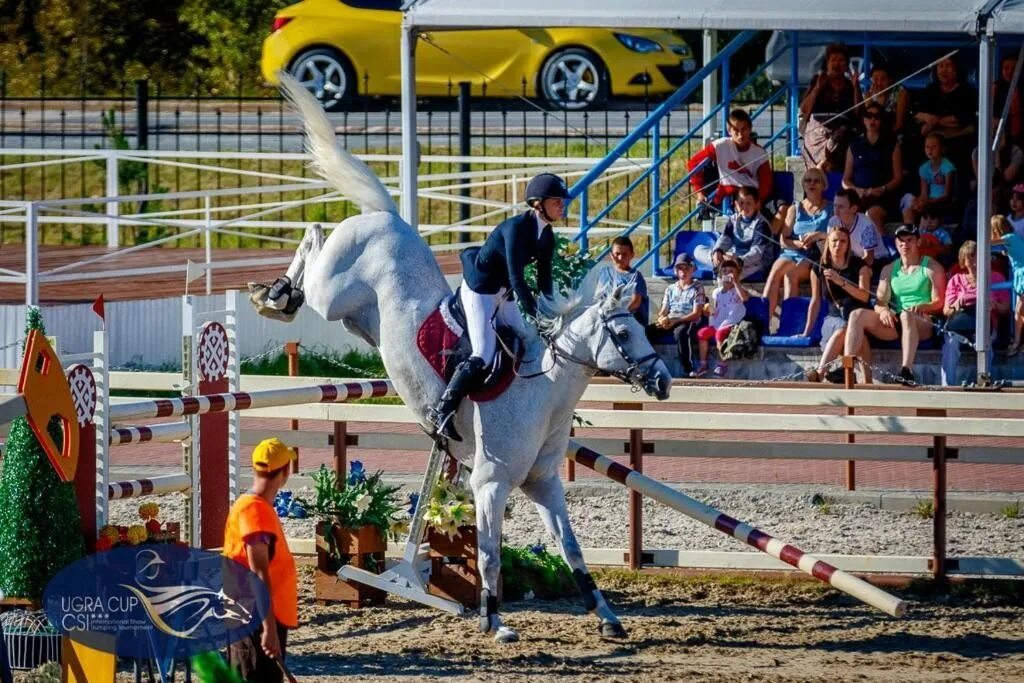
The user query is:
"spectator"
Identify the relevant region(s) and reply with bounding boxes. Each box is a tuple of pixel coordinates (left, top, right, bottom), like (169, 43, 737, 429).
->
(971, 124, 1023, 209)
(843, 103, 904, 230)
(828, 188, 885, 267)
(801, 42, 861, 171)
(688, 108, 773, 206)
(941, 240, 1010, 385)
(765, 167, 832, 332)
(223, 438, 299, 683)
(805, 224, 873, 382)
(917, 207, 954, 265)
(1008, 184, 1024, 237)
(993, 55, 1022, 145)
(652, 253, 707, 376)
(900, 132, 956, 225)
(598, 235, 648, 326)
(911, 56, 977, 176)
(843, 224, 947, 385)
(692, 257, 749, 378)
(711, 185, 773, 281)
(861, 63, 910, 135)
(991, 215, 1024, 355)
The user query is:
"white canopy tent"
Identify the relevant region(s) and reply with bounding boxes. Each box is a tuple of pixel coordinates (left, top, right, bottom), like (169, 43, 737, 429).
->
(397, 0, 1019, 382)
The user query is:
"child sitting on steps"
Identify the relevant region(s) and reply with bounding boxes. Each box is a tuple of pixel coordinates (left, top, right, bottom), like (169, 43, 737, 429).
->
(691, 258, 750, 378)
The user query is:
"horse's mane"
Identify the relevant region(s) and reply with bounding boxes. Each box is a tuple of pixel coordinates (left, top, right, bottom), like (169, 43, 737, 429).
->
(535, 264, 617, 337)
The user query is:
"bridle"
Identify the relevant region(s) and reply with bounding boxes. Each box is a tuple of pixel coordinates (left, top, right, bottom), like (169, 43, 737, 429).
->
(538, 311, 661, 392)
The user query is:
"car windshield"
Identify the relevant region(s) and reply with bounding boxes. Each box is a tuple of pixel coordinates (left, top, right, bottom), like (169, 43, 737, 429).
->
(340, 0, 402, 10)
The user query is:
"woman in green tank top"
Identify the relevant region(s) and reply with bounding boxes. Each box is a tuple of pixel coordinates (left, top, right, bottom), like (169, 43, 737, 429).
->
(842, 225, 947, 385)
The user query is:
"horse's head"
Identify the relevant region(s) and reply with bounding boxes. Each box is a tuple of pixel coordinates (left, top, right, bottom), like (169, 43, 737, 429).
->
(566, 281, 672, 400)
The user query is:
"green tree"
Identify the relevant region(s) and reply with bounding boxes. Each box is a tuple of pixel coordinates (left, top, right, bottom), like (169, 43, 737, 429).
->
(0, 307, 85, 601)
(180, 0, 290, 95)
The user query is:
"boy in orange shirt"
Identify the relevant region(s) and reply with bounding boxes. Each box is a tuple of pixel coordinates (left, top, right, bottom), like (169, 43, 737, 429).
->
(223, 438, 299, 683)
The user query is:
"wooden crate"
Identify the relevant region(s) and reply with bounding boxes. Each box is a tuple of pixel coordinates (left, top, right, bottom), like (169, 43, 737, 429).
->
(314, 522, 386, 608)
(427, 526, 500, 610)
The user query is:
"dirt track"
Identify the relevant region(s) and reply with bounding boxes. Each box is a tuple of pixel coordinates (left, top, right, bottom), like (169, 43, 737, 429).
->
(286, 569, 1024, 682)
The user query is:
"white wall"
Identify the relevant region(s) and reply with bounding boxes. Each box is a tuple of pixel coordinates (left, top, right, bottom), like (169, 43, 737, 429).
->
(0, 292, 373, 369)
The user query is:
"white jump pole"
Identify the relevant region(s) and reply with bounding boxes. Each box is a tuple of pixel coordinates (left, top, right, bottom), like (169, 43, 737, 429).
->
(566, 440, 908, 618)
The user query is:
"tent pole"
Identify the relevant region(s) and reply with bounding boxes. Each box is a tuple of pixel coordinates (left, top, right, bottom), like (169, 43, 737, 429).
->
(976, 31, 994, 383)
(400, 20, 419, 229)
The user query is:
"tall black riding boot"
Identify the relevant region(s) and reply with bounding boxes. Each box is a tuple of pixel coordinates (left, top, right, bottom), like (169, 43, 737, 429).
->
(426, 356, 487, 442)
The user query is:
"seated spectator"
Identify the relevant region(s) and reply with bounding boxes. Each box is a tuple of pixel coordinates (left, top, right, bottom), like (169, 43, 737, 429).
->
(828, 188, 885, 268)
(861, 63, 910, 135)
(711, 186, 773, 282)
(688, 108, 773, 207)
(941, 240, 1010, 386)
(991, 215, 1024, 354)
(801, 42, 861, 171)
(900, 132, 956, 225)
(971, 124, 1023, 209)
(692, 258, 749, 378)
(917, 207, 954, 265)
(993, 54, 1022, 145)
(843, 224, 947, 385)
(805, 224, 873, 382)
(910, 56, 977, 177)
(843, 103, 904, 231)
(765, 167, 832, 332)
(651, 254, 707, 376)
(598, 235, 648, 325)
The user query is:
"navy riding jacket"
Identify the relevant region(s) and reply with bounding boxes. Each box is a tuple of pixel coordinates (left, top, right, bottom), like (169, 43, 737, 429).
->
(460, 210, 555, 317)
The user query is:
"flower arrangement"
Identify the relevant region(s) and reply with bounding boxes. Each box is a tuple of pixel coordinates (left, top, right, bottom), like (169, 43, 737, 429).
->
(298, 461, 403, 537)
(96, 503, 181, 551)
(423, 476, 475, 540)
(272, 490, 307, 519)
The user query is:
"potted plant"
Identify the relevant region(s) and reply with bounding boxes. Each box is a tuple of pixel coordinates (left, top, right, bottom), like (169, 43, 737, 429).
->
(298, 462, 402, 607)
(422, 477, 486, 608)
(95, 503, 182, 551)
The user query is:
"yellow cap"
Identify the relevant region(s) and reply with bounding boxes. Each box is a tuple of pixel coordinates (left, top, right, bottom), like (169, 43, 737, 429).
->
(251, 438, 297, 473)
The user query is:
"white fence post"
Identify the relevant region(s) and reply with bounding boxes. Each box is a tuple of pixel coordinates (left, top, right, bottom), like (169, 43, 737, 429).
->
(204, 196, 213, 295)
(225, 290, 240, 502)
(24, 201, 39, 306)
(105, 150, 120, 248)
(94, 328, 110, 530)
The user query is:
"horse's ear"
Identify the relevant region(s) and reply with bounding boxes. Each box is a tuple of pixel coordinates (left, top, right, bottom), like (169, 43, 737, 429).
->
(601, 282, 636, 313)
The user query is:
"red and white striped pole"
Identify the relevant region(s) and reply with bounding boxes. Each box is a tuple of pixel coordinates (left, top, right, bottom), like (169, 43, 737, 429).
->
(566, 441, 908, 617)
(109, 380, 397, 422)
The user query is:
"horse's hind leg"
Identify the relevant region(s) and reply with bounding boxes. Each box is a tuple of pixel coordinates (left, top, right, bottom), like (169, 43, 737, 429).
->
(470, 472, 518, 643)
(520, 473, 627, 638)
(249, 224, 324, 320)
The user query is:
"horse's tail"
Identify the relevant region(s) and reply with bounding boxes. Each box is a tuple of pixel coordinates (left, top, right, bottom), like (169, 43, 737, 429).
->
(278, 71, 397, 215)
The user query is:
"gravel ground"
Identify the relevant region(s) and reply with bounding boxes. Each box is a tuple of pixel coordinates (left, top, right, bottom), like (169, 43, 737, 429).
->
(109, 481, 1024, 559)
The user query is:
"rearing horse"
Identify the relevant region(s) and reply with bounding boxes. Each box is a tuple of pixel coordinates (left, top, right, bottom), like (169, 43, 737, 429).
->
(252, 74, 672, 642)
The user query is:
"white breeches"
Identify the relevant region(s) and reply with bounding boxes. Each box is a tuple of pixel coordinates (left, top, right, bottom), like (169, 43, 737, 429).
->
(459, 281, 529, 363)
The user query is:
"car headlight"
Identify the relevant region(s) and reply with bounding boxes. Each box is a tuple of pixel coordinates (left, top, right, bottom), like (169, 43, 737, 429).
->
(614, 33, 663, 54)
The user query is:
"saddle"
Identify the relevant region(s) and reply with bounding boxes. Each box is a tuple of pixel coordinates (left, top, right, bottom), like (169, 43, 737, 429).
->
(416, 288, 523, 403)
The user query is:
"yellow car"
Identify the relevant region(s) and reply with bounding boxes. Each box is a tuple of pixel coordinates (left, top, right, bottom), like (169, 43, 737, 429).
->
(261, 0, 695, 110)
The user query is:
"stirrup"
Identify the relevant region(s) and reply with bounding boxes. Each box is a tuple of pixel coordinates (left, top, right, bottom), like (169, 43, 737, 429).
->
(426, 407, 462, 443)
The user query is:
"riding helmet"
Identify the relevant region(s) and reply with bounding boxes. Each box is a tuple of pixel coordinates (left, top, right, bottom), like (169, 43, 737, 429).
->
(525, 173, 569, 206)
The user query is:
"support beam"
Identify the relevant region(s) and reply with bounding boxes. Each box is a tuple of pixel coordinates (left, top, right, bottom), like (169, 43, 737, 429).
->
(400, 21, 419, 228)
(976, 31, 994, 381)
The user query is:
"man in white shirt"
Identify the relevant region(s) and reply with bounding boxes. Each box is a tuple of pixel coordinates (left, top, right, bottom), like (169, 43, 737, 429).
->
(828, 188, 886, 266)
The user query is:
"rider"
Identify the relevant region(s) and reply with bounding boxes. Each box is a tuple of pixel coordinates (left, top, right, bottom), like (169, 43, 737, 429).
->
(426, 172, 566, 442)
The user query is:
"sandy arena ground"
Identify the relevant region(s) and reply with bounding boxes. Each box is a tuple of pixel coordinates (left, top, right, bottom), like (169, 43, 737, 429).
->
(283, 569, 1024, 682)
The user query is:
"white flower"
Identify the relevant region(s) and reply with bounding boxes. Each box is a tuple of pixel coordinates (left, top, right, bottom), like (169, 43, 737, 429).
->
(355, 493, 372, 515)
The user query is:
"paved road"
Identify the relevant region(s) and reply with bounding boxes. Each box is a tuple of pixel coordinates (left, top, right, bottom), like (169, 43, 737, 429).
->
(0, 100, 792, 153)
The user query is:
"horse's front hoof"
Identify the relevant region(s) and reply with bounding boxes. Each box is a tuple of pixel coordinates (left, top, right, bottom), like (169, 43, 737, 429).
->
(247, 283, 297, 323)
(600, 621, 627, 638)
(494, 626, 519, 643)
(478, 614, 491, 634)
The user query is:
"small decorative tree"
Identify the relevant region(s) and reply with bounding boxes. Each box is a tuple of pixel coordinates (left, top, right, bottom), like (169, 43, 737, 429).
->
(0, 307, 85, 602)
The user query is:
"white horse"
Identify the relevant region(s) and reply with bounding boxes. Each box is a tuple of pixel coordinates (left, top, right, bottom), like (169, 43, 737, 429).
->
(253, 74, 673, 642)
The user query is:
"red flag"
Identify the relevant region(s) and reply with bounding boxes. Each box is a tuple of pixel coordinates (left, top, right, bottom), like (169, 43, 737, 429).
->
(92, 294, 105, 324)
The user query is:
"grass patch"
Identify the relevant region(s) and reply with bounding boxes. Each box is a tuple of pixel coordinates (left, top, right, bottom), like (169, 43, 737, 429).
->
(913, 499, 934, 519)
(1001, 501, 1021, 519)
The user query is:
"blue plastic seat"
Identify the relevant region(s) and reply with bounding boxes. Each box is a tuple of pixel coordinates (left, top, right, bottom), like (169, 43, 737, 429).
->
(660, 230, 718, 279)
(762, 297, 827, 347)
(772, 170, 795, 205)
(743, 296, 771, 332)
(823, 171, 844, 201)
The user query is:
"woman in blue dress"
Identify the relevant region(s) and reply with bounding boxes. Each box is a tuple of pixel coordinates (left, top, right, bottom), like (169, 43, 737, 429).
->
(764, 167, 833, 333)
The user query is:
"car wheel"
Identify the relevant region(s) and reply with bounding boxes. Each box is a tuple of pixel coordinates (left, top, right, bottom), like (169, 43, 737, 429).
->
(289, 48, 355, 111)
(539, 48, 608, 110)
